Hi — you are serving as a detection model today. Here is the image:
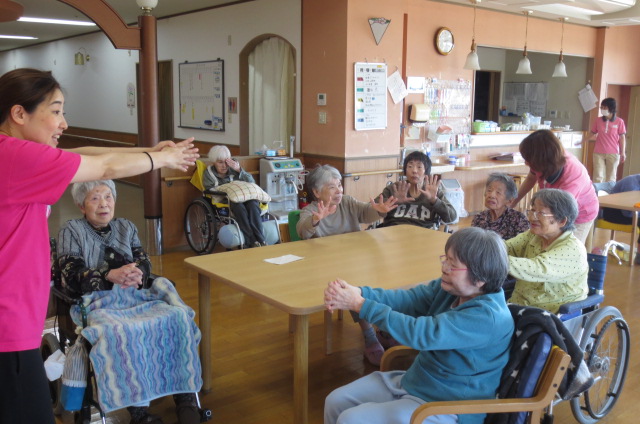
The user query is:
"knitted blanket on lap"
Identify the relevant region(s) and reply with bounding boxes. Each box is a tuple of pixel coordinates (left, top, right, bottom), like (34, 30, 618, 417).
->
(71, 277, 202, 413)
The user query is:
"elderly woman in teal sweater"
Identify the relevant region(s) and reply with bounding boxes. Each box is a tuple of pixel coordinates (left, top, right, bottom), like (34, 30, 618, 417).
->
(323, 227, 513, 424)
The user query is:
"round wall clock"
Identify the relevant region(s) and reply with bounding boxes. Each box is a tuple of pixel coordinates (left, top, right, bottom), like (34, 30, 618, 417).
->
(435, 27, 454, 55)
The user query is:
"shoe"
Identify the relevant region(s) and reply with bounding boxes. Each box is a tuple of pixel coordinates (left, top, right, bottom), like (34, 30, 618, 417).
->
(261, 241, 268, 246)
(128, 408, 164, 424)
(176, 404, 201, 424)
(375, 329, 400, 349)
(253, 241, 262, 248)
(363, 342, 384, 366)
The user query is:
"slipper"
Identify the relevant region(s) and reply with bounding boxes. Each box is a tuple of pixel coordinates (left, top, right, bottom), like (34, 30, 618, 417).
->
(376, 329, 400, 349)
(364, 342, 385, 366)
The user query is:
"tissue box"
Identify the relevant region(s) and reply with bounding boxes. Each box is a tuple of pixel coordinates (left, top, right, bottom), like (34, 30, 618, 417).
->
(409, 104, 429, 122)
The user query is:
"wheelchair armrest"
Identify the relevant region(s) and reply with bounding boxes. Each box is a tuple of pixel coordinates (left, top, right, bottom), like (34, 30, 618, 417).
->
(51, 285, 82, 305)
(380, 346, 419, 372)
(557, 294, 604, 315)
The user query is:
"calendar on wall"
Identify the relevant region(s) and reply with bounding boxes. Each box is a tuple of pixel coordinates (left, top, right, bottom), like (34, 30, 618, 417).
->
(179, 60, 225, 131)
(354, 62, 387, 130)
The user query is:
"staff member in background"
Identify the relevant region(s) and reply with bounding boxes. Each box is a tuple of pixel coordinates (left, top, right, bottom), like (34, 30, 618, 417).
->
(591, 98, 626, 183)
(0, 68, 198, 424)
(511, 130, 598, 245)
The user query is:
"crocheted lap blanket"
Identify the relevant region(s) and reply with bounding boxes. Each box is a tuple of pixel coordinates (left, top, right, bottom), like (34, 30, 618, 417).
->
(71, 277, 202, 412)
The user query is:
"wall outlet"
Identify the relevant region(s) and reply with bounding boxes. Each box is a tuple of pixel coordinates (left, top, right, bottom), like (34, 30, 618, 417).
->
(318, 111, 327, 124)
(549, 110, 558, 118)
(317, 93, 327, 106)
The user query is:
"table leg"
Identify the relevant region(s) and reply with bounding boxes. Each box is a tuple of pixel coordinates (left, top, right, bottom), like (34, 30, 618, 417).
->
(198, 273, 212, 393)
(324, 310, 333, 355)
(292, 314, 309, 424)
(630, 212, 638, 267)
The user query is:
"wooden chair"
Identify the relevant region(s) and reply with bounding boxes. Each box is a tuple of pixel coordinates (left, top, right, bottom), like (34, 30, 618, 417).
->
(380, 341, 570, 424)
(590, 219, 634, 263)
(508, 173, 538, 213)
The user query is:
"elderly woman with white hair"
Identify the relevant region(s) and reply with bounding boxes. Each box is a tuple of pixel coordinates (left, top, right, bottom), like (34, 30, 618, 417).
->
(472, 172, 529, 240)
(297, 164, 398, 365)
(57, 180, 202, 424)
(506, 188, 588, 313)
(202, 145, 266, 248)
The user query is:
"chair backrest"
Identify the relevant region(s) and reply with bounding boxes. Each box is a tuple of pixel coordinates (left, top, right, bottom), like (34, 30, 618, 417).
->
(586, 252, 607, 294)
(288, 210, 301, 242)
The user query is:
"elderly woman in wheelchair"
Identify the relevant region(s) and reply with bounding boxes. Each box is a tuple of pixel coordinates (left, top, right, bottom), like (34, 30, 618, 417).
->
(506, 188, 588, 313)
(323, 227, 513, 424)
(202, 145, 266, 248)
(56, 180, 206, 424)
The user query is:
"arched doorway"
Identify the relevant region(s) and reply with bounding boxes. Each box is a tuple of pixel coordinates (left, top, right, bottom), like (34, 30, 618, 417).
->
(239, 35, 296, 155)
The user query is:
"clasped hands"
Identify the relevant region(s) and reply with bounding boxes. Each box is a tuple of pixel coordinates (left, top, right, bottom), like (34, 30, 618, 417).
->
(107, 263, 144, 289)
(324, 278, 365, 314)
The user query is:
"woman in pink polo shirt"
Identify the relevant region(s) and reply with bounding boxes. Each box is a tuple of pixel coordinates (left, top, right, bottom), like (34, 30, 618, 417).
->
(591, 97, 626, 183)
(511, 130, 598, 245)
(0, 68, 198, 424)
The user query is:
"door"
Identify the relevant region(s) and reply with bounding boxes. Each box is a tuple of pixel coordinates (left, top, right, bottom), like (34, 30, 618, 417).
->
(624, 86, 640, 176)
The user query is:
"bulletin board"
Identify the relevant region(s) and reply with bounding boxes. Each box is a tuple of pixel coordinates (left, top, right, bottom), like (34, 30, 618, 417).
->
(179, 60, 225, 131)
(503, 82, 548, 117)
(354, 62, 387, 130)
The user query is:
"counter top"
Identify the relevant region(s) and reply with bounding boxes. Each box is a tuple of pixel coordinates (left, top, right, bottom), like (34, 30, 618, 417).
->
(453, 160, 528, 171)
(471, 130, 583, 135)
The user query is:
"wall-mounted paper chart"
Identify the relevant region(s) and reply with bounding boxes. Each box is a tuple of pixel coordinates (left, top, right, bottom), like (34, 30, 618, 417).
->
(354, 62, 387, 131)
(179, 60, 225, 131)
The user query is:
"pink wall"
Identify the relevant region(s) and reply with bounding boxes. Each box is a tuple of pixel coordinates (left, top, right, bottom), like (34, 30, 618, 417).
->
(302, 0, 638, 160)
(301, 0, 348, 156)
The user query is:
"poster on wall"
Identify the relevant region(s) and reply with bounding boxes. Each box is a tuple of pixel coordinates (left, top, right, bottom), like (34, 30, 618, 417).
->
(503, 82, 548, 117)
(354, 62, 387, 130)
(179, 60, 225, 131)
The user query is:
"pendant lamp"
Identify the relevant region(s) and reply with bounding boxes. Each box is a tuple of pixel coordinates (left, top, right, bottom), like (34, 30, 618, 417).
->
(516, 11, 532, 75)
(463, 0, 481, 71)
(552, 17, 568, 78)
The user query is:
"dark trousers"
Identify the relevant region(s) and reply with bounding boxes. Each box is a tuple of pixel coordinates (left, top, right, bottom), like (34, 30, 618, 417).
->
(603, 207, 640, 243)
(230, 200, 265, 246)
(0, 349, 55, 424)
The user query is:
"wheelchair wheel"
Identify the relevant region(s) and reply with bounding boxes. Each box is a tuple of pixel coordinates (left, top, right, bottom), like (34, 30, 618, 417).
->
(40, 333, 65, 415)
(570, 306, 630, 423)
(184, 198, 217, 254)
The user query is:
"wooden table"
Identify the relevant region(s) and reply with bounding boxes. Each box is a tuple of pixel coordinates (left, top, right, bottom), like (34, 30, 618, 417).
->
(598, 190, 640, 266)
(184, 225, 449, 423)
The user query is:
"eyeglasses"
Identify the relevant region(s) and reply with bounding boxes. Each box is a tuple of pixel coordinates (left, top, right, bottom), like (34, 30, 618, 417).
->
(439, 255, 468, 273)
(526, 209, 555, 221)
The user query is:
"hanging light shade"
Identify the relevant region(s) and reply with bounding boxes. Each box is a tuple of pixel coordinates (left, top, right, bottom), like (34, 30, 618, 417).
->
(463, 0, 481, 71)
(516, 11, 532, 75)
(552, 17, 568, 78)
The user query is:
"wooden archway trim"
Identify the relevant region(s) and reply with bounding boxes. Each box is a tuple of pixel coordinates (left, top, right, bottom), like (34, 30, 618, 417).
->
(57, 0, 141, 50)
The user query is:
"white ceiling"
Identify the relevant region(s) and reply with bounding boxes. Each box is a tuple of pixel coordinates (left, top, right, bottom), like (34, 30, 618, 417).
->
(0, 0, 638, 52)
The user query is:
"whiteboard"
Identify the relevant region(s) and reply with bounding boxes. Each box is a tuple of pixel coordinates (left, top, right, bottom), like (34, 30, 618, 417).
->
(354, 62, 387, 130)
(179, 60, 225, 131)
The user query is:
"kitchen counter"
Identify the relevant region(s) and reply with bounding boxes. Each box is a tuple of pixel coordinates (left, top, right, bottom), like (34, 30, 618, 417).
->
(453, 160, 526, 171)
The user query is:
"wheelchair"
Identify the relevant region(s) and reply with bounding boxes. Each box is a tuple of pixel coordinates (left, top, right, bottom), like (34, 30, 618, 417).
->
(552, 253, 630, 424)
(184, 160, 280, 254)
(41, 239, 212, 424)
(381, 253, 630, 424)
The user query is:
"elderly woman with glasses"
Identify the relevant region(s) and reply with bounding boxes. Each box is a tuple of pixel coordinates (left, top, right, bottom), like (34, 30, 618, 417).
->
(472, 172, 529, 240)
(323, 227, 513, 424)
(506, 188, 588, 313)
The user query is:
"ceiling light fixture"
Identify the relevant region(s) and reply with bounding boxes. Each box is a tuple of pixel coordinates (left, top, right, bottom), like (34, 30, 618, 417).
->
(463, 0, 481, 71)
(0, 34, 37, 39)
(516, 11, 533, 75)
(136, 0, 159, 14)
(552, 17, 568, 78)
(18, 17, 96, 26)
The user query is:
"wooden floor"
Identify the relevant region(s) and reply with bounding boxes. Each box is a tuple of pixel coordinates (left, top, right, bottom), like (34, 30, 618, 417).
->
(51, 184, 639, 424)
